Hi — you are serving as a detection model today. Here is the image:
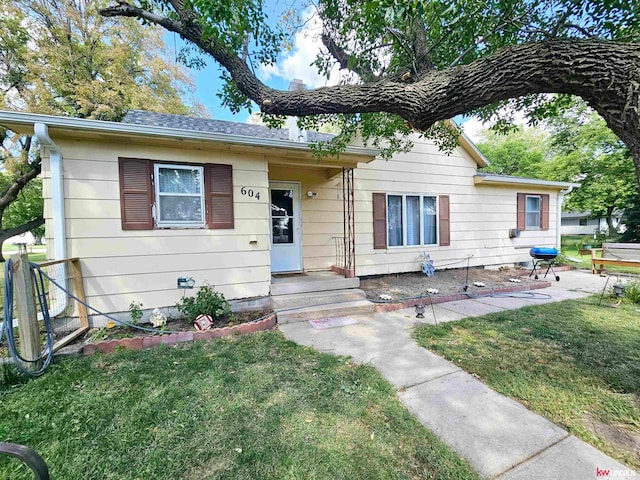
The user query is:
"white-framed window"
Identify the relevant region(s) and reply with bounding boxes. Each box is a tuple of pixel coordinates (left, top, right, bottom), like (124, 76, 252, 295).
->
(525, 195, 541, 230)
(154, 163, 205, 227)
(387, 194, 438, 247)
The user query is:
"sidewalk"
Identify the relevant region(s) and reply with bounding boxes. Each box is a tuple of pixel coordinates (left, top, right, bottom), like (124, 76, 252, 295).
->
(279, 270, 637, 479)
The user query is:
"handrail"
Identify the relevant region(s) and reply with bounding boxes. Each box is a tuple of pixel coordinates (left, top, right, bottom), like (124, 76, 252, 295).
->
(0, 442, 50, 479)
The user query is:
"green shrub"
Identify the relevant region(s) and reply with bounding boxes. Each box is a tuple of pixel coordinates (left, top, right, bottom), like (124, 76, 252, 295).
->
(622, 281, 640, 305)
(176, 283, 233, 321)
(129, 301, 143, 324)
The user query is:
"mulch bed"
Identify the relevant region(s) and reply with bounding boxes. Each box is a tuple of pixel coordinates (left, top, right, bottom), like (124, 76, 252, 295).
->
(360, 266, 556, 303)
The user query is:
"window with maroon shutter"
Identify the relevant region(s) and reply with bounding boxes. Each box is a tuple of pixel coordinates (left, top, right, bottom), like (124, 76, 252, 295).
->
(205, 164, 234, 229)
(119, 158, 153, 230)
(517, 193, 526, 230)
(439, 195, 450, 246)
(541, 194, 549, 230)
(373, 193, 445, 248)
(118, 158, 234, 230)
(372, 193, 387, 249)
(517, 193, 549, 230)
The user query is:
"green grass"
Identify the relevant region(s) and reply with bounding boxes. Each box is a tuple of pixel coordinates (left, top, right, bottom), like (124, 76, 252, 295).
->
(414, 297, 640, 470)
(2, 244, 45, 253)
(0, 332, 479, 480)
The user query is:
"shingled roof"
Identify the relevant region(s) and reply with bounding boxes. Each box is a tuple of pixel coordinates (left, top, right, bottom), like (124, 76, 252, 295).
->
(122, 110, 335, 143)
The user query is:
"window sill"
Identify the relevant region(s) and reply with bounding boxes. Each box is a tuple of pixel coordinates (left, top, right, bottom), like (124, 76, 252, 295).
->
(156, 224, 207, 229)
(387, 244, 438, 249)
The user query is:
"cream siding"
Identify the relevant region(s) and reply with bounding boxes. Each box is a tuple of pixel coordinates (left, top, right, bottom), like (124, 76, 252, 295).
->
(268, 134, 560, 277)
(353, 135, 558, 277)
(41, 128, 565, 316)
(42, 138, 272, 314)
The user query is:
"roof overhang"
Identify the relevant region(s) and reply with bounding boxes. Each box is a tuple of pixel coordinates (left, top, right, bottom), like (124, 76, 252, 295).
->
(0, 110, 379, 168)
(445, 119, 489, 168)
(474, 174, 580, 190)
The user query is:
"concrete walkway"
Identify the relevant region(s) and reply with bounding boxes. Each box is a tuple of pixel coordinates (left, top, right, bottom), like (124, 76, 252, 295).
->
(279, 270, 638, 479)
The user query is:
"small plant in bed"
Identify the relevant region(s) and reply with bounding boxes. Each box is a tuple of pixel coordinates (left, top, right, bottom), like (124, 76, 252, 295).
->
(176, 283, 233, 327)
(129, 301, 143, 324)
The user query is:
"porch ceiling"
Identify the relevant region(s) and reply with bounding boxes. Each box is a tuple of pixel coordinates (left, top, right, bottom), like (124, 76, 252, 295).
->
(267, 151, 375, 171)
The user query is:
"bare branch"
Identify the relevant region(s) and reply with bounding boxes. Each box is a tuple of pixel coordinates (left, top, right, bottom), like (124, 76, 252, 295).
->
(0, 161, 41, 210)
(100, 2, 183, 32)
(0, 218, 44, 241)
(320, 31, 377, 81)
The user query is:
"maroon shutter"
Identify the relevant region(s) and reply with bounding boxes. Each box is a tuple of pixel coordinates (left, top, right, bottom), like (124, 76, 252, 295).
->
(118, 158, 153, 230)
(541, 194, 550, 230)
(439, 195, 450, 246)
(372, 193, 387, 249)
(517, 193, 526, 230)
(206, 164, 234, 229)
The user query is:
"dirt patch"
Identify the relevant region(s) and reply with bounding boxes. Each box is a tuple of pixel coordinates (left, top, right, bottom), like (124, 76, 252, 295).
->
(360, 267, 548, 302)
(583, 413, 640, 465)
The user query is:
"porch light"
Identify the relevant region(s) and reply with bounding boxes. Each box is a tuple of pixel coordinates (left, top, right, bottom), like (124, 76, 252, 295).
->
(306, 191, 317, 198)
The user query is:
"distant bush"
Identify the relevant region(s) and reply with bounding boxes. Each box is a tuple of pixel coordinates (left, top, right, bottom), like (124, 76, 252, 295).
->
(622, 281, 640, 305)
(176, 283, 233, 321)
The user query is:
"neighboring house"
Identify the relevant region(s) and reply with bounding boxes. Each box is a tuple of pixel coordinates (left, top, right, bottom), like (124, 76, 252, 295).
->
(0, 109, 577, 317)
(560, 211, 624, 236)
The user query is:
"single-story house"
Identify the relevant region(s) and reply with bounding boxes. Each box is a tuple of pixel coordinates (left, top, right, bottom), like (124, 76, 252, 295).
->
(561, 211, 623, 236)
(0, 109, 578, 318)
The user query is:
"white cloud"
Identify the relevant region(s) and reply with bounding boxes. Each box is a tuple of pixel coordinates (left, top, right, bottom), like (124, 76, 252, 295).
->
(460, 117, 486, 143)
(258, 9, 345, 89)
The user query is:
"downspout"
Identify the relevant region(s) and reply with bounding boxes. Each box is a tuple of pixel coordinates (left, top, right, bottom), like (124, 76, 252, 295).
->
(34, 123, 66, 260)
(34, 123, 68, 317)
(556, 186, 574, 250)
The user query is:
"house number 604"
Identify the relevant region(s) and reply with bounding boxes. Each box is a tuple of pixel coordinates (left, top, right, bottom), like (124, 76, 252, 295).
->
(240, 186, 261, 200)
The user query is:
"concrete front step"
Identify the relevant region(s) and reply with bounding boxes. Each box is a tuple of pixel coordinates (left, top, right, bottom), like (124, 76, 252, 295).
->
(271, 274, 359, 296)
(277, 300, 376, 324)
(271, 288, 367, 310)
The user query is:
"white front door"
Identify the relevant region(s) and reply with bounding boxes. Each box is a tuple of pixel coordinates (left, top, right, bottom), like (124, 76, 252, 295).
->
(270, 182, 302, 272)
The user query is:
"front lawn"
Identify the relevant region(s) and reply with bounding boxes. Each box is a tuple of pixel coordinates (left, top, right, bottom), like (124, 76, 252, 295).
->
(0, 332, 479, 480)
(414, 298, 640, 470)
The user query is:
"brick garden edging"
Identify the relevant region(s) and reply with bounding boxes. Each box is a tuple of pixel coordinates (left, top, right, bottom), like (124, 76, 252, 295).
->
(82, 313, 277, 355)
(373, 281, 552, 313)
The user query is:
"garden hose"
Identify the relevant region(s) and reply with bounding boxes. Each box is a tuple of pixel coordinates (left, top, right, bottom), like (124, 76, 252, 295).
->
(1, 259, 55, 376)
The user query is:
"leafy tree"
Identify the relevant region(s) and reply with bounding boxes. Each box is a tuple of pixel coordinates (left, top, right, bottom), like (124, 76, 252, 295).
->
(477, 127, 549, 178)
(545, 103, 635, 233)
(101, 1, 640, 175)
(0, 0, 204, 260)
(619, 190, 640, 242)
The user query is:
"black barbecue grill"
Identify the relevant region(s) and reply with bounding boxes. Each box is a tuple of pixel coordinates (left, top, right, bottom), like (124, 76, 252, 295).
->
(529, 247, 560, 281)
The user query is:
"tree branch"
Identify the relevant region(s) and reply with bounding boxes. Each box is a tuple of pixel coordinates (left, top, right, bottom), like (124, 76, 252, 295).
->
(0, 161, 41, 210)
(99, 3, 640, 178)
(320, 31, 377, 81)
(0, 217, 44, 241)
(100, 2, 275, 105)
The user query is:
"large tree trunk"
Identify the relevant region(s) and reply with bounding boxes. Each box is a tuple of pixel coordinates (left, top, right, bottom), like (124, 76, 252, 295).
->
(605, 206, 616, 235)
(100, 4, 640, 178)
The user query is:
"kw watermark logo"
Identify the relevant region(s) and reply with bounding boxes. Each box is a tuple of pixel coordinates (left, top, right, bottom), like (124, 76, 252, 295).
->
(596, 467, 638, 477)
